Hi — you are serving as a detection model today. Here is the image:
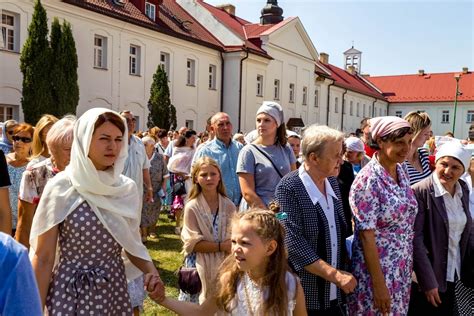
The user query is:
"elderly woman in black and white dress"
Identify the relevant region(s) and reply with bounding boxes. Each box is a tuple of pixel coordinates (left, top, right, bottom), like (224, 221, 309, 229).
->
(276, 125, 356, 315)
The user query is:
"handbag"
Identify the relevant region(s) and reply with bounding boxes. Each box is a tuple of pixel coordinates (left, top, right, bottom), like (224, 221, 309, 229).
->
(172, 181, 186, 195)
(178, 266, 202, 295)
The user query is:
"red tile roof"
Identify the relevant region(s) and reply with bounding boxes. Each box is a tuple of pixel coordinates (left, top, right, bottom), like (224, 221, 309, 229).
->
(367, 72, 474, 103)
(320, 62, 386, 100)
(63, 0, 223, 50)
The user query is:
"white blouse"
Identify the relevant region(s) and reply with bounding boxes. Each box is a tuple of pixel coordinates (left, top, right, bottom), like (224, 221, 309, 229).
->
(433, 173, 467, 282)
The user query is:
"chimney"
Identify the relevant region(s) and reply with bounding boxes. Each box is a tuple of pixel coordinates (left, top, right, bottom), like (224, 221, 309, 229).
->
(260, 0, 284, 25)
(418, 69, 425, 76)
(319, 52, 329, 64)
(462, 67, 469, 74)
(216, 3, 236, 16)
(347, 65, 357, 75)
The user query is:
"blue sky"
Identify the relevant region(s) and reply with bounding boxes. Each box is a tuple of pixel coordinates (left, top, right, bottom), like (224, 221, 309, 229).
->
(205, 0, 474, 76)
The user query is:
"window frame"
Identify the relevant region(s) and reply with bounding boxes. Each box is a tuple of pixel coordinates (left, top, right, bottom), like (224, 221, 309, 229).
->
(93, 35, 107, 69)
(314, 90, 319, 108)
(0, 105, 14, 121)
(441, 110, 450, 124)
(186, 59, 196, 86)
(160, 52, 170, 77)
(208, 64, 217, 90)
(256, 75, 264, 97)
(302, 86, 308, 105)
(1, 12, 16, 52)
(274, 79, 280, 100)
(289, 83, 295, 103)
(334, 97, 339, 113)
(129, 44, 140, 76)
(467, 110, 474, 123)
(145, 2, 156, 21)
(349, 100, 353, 116)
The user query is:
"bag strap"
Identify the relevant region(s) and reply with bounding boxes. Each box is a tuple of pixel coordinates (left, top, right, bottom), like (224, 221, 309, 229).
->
(251, 144, 284, 178)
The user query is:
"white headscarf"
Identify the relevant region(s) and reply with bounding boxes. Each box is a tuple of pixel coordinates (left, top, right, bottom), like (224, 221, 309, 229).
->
(30, 108, 150, 280)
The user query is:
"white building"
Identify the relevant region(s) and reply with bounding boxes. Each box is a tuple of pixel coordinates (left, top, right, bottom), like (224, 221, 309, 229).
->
(1, 0, 225, 131)
(368, 69, 474, 139)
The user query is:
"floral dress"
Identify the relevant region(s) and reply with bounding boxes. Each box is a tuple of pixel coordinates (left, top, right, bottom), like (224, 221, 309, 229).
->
(348, 155, 418, 315)
(7, 164, 27, 230)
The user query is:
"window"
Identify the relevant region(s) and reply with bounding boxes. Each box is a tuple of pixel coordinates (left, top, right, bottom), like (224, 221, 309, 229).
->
(356, 103, 360, 117)
(349, 101, 353, 116)
(145, 2, 156, 21)
(363, 104, 366, 117)
(160, 52, 170, 76)
(129, 45, 140, 75)
(289, 83, 295, 103)
(94, 35, 107, 68)
(185, 120, 194, 130)
(314, 90, 319, 107)
(256, 75, 264, 96)
(0, 105, 14, 121)
(395, 111, 402, 118)
(368, 106, 372, 117)
(467, 111, 474, 123)
(334, 97, 339, 113)
(383, 109, 386, 116)
(441, 110, 450, 123)
(379, 108, 382, 117)
(302, 87, 308, 105)
(1, 13, 16, 51)
(208, 64, 216, 90)
(186, 59, 195, 86)
(274, 79, 280, 100)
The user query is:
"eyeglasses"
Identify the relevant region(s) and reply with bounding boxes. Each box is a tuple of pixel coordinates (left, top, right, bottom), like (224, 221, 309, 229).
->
(12, 135, 32, 143)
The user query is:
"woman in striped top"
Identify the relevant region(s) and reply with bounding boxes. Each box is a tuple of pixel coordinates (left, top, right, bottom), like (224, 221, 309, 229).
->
(404, 111, 433, 186)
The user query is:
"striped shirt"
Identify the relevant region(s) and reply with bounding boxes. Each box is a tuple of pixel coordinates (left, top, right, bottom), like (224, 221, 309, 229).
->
(406, 147, 432, 186)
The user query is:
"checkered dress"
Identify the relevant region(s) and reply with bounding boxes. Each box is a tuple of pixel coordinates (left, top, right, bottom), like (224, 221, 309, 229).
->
(276, 171, 349, 311)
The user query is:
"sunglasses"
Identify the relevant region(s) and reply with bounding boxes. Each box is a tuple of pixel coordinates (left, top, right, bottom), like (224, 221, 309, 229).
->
(12, 135, 32, 143)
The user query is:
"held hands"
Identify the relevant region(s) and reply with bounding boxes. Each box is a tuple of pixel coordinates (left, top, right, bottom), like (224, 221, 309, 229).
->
(334, 270, 357, 294)
(373, 282, 392, 316)
(144, 273, 165, 303)
(424, 287, 442, 307)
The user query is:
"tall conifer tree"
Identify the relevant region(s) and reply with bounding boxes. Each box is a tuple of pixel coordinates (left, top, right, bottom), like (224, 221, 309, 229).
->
(147, 65, 177, 130)
(20, 0, 52, 124)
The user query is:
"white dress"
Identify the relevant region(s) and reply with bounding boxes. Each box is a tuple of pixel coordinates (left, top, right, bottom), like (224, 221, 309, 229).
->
(229, 271, 297, 315)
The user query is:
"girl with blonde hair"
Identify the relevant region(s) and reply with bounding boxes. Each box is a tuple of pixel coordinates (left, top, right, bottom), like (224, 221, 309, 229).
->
(156, 207, 307, 315)
(179, 156, 236, 303)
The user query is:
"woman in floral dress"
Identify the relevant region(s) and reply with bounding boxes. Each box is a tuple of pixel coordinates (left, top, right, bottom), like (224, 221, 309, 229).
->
(348, 116, 418, 315)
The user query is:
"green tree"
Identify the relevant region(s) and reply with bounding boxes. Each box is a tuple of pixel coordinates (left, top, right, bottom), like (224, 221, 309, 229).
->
(147, 65, 177, 130)
(50, 18, 79, 116)
(20, 0, 52, 124)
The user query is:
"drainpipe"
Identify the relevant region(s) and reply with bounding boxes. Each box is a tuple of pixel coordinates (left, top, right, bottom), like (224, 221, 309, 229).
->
(341, 89, 348, 132)
(326, 81, 335, 126)
(238, 48, 249, 132)
(219, 51, 225, 112)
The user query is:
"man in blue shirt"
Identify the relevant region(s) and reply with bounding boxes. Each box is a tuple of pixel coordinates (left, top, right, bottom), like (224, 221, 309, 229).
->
(193, 112, 243, 205)
(0, 232, 42, 315)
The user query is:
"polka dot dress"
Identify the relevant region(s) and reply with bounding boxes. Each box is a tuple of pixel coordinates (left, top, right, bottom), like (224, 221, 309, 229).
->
(46, 202, 132, 315)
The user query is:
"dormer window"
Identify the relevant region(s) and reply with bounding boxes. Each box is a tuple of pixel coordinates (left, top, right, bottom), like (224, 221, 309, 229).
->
(145, 2, 156, 21)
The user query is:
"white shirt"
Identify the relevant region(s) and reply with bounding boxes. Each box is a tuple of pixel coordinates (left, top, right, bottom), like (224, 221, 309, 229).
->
(299, 166, 338, 300)
(432, 173, 467, 282)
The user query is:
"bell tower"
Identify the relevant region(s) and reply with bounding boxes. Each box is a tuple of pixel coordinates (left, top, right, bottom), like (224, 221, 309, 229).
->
(343, 46, 362, 73)
(260, 0, 284, 25)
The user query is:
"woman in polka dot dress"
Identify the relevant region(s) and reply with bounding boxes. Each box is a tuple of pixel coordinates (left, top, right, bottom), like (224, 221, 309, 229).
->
(30, 108, 165, 315)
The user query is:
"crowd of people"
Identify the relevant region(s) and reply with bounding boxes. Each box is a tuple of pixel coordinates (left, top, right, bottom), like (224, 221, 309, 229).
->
(0, 102, 473, 315)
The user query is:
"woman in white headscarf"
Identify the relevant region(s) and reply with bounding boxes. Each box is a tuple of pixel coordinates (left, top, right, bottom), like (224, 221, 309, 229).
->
(30, 108, 164, 314)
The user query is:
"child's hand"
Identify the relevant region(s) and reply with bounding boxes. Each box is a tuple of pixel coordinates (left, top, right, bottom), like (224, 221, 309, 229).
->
(221, 239, 232, 253)
(144, 273, 165, 302)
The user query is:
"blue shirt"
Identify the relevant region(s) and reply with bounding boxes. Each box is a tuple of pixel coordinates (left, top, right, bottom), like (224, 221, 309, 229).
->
(193, 138, 243, 205)
(0, 232, 42, 315)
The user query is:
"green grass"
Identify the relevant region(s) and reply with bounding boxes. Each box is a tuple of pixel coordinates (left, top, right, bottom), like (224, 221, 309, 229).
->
(143, 213, 183, 316)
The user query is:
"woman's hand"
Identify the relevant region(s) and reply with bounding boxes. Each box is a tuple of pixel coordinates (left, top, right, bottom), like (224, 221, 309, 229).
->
(334, 270, 357, 294)
(144, 273, 165, 302)
(373, 283, 391, 315)
(424, 287, 442, 307)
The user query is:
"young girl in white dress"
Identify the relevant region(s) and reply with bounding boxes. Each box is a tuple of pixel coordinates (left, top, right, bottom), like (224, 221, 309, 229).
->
(154, 207, 307, 316)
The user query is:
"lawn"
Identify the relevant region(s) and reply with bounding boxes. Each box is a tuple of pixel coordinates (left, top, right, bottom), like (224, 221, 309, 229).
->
(142, 213, 183, 316)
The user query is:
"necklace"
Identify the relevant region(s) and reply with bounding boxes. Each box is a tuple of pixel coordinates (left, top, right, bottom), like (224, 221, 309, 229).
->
(243, 272, 262, 316)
